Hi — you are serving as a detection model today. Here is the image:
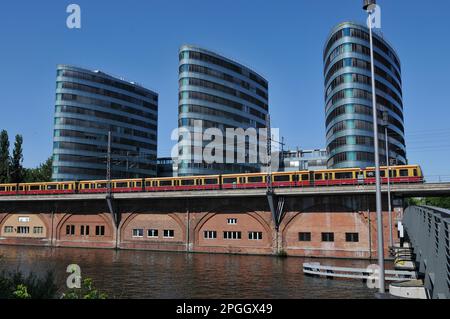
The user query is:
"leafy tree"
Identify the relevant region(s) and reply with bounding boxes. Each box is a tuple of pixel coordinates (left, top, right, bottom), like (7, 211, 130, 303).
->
(0, 270, 57, 299)
(423, 197, 450, 209)
(24, 157, 53, 182)
(0, 130, 10, 183)
(10, 134, 24, 183)
(13, 284, 31, 299)
(61, 278, 108, 299)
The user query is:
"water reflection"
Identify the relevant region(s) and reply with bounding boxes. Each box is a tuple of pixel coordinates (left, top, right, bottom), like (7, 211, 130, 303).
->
(0, 246, 376, 299)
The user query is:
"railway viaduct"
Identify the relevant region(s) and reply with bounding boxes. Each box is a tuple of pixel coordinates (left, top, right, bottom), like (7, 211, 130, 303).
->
(0, 183, 449, 259)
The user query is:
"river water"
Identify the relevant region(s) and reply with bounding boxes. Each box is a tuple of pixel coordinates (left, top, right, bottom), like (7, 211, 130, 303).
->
(0, 245, 377, 299)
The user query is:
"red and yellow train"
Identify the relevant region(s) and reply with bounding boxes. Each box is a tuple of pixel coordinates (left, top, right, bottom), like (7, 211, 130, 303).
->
(0, 165, 423, 196)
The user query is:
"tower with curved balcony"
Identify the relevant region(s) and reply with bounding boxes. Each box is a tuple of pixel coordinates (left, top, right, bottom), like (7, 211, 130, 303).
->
(177, 45, 269, 176)
(52, 65, 158, 181)
(324, 22, 407, 169)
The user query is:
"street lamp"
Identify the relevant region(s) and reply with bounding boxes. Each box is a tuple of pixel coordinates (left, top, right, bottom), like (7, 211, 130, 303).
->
(363, 0, 385, 294)
(383, 111, 393, 249)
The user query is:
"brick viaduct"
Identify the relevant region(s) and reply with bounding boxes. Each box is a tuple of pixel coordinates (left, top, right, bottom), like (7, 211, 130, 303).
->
(0, 187, 413, 259)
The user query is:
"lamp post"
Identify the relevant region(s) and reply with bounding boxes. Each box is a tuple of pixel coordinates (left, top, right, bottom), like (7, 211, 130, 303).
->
(363, 0, 385, 293)
(383, 111, 393, 248)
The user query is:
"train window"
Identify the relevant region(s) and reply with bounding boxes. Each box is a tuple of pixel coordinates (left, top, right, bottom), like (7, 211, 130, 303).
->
(301, 174, 309, 181)
(335, 172, 353, 179)
(0, 186, 5, 191)
(413, 169, 418, 177)
(159, 180, 172, 186)
(248, 176, 263, 183)
(181, 179, 195, 186)
(366, 171, 375, 178)
(274, 175, 290, 182)
(380, 171, 386, 177)
(314, 174, 323, 180)
(399, 169, 409, 177)
(47, 184, 57, 190)
(96, 183, 107, 188)
(205, 178, 218, 185)
(11, 186, 16, 191)
(115, 182, 128, 188)
(64, 184, 70, 190)
(135, 182, 142, 187)
(30, 185, 41, 191)
(223, 178, 237, 184)
(389, 170, 397, 178)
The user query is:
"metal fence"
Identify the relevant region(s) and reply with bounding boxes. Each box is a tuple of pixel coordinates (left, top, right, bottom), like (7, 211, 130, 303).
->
(403, 205, 450, 299)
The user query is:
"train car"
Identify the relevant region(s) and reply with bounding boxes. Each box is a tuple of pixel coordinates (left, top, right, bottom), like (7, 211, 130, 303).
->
(363, 165, 423, 184)
(78, 179, 143, 193)
(309, 168, 361, 186)
(0, 183, 19, 196)
(16, 181, 77, 195)
(145, 175, 220, 192)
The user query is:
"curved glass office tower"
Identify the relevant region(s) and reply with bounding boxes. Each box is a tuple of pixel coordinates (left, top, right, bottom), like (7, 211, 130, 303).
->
(324, 22, 406, 169)
(178, 45, 269, 176)
(52, 65, 158, 181)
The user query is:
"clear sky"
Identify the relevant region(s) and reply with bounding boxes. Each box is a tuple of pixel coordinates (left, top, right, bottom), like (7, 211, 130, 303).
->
(0, 0, 449, 179)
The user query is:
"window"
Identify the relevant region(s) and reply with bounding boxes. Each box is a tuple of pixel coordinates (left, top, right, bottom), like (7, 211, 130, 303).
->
(227, 218, 237, 225)
(17, 226, 30, 234)
(321, 232, 335, 242)
(33, 227, 44, 234)
(248, 176, 263, 183)
(132, 229, 144, 237)
(204, 231, 217, 239)
(18, 216, 30, 223)
(248, 232, 262, 240)
(399, 169, 409, 177)
(299, 232, 311, 242)
(274, 175, 290, 182)
(147, 229, 158, 238)
(80, 225, 90, 236)
(164, 230, 175, 238)
(224, 231, 241, 240)
(96, 225, 105, 236)
(346, 233, 359, 242)
(223, 178, 237, 184)
(335, 172, 353, 179)
(4, 226, 13, 233)
(66, 225, 75, 236)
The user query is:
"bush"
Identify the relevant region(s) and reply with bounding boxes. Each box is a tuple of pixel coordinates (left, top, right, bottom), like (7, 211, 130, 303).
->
(61, 278, 108, 299)
(0, 270, 57, 299)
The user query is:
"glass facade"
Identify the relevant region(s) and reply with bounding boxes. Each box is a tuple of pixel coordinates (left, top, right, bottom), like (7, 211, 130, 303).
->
(52, 65, 158, 181)
(323, 22, 407, 169)
(177, 45, 269, 176)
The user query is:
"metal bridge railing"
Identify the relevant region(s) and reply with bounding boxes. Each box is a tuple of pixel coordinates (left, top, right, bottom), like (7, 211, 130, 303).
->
(403, 205, 450, 299)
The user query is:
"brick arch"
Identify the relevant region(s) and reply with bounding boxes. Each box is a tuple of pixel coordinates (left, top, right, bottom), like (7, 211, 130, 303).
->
(119, 212, 186, 242)
(55, 212, 113, 240)
(0, 212, 51, 237)
(193, 208, 272, 248)
(280, 202, 355, 236)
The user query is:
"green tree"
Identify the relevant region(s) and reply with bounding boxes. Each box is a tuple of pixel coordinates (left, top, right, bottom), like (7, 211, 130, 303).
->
(13, 284, 31, 299)
(24, 156, 53, 182)
(10, 134, 24, 183)
(0, 130, 10, 183)
(423, 197, 450, 209)
(61, 278, 108, 299)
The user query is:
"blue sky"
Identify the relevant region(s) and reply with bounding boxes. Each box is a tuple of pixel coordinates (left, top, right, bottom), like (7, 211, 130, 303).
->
(0, 0, 449, 178)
